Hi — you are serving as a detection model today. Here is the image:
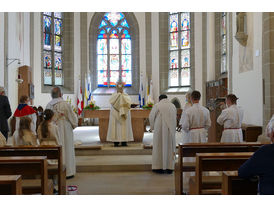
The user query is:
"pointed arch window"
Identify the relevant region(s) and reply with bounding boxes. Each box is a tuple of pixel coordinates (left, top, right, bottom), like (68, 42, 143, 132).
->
(97, 12, 132, 87)
(168, 12, 191, 88)
(43, 12, 63, 86)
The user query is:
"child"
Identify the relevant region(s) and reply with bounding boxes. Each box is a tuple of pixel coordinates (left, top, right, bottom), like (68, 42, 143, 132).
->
(13, 117, 38, 146)
(37, 109, 60, 146)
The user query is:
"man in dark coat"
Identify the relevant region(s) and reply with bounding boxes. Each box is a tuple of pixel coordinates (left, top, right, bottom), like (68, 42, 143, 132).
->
(0, 87, 12, 140)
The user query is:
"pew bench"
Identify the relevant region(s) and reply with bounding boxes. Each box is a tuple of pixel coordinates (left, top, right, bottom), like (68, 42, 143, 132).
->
(0, 156, 53, 195)
(222, 171, 258, 195)
(190, 152, 253, 195)
(0, 146, 66, 194)
(0, 175, 22, 195)
(175, 142, 264, 194)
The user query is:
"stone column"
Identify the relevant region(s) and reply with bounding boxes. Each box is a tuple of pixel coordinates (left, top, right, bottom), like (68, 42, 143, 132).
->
(262, 12, 274, 127)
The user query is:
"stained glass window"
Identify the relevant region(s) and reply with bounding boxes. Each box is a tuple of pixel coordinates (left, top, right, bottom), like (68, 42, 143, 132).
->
(168, 12, 191, 87)
(221, 12, 227, 73)
(97, 12, 132, 87)
(43, 12, 63, 86)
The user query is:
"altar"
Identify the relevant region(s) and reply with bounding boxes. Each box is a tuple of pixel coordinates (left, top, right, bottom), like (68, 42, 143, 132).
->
(84, 109, 151, 142)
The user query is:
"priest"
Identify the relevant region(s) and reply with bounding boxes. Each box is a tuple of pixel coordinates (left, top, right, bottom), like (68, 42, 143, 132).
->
(46, 87, 78, 179)
(106, 81, 133, 147)
(149, 94, 177, 174)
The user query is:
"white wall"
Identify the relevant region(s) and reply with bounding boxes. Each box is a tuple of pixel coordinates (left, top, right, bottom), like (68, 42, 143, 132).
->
(232, 12, 263, 126)
(194, 12, 204, 104)
(207, 12, 215, 82)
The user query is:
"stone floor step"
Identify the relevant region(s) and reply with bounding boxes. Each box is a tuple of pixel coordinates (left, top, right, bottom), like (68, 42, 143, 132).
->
(76, 155, 152, 172)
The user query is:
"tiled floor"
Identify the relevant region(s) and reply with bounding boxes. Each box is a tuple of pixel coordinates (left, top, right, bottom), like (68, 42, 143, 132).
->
(67, 171, 175, 195)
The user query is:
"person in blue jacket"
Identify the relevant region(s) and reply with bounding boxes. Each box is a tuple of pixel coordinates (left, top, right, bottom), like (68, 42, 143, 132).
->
(238, 115, 274, 195)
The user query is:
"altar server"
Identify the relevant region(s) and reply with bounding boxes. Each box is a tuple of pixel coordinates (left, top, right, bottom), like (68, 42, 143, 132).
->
(179, 92, 192, 142)
(149, 94, 177, 173)
(217, 94, 244, 142)
(46, 87, 78, 178)
(14, 95, 37, 134)
(107, 81, 133, 147)
(180, 90, 211, 143)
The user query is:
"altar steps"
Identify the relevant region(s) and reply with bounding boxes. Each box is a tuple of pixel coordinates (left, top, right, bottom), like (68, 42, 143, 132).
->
(76, 155, 152, 172)
(75, 144, 152, 156)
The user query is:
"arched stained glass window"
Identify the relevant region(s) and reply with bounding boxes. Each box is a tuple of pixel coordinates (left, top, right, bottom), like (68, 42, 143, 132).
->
(43, 12, 63, 86)
(221, 12, 227, 74)
(168, 12, 191, 88)
(97, 12, 132, 87)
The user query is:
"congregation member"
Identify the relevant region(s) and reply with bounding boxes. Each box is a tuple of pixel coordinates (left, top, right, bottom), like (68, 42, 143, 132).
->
(149, 94, 177, 174)
(37, 109, 60, 146)
(14, 95, 37, 134)
(36, 106, 44, 131)
(107, 81, 133, 147)
(0, 86, 12, 140)
(238, 115, 274, 195)
(217, 94, 244, 142)
(180, 90, 211, 143)
(13, 117, 38, 146)
(46, 87, 78, 179)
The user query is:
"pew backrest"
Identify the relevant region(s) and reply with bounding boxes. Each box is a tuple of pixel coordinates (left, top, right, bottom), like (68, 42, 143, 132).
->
(195, 152, 253, 194)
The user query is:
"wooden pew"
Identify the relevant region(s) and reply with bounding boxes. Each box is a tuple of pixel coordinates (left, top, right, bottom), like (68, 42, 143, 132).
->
(222, 171, 258, 195)
(193, 152, 253, 195)
(0, 156, 52, 195)
(0, 146, 65, 194)
(175, 142, 263, 194)
(0, 175, 22, 195)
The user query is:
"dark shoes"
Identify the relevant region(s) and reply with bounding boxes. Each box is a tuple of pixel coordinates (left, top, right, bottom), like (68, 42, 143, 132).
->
(66, 175, 75, 179)
(152, 169, 165, 174)
(114, 142, 128, 147)
(152, 169, 173, 174)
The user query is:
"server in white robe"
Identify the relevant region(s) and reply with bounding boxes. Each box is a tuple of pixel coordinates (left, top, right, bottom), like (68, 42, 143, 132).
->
(149, 94, 177, 173)
(180, 90, 211, 192)
(217, 94, 244, 143)
(180, 90, 211, 143)
(46, 87, 78, 178)
(266, 115, 274, 139)
(107, 82, 133, 147)
(178, 92, 192, 143)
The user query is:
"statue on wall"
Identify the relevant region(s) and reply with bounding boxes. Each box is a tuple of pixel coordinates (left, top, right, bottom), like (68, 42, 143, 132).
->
(235, 12, 248, 46)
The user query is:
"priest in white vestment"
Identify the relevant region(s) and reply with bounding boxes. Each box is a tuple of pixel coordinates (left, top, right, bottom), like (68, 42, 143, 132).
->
(217, 94, 244, 142)
(46, 87, 78, 178)
(107, 82, 133, 147)
(180, 90, 211, 143)
(149, 94, 177, 173)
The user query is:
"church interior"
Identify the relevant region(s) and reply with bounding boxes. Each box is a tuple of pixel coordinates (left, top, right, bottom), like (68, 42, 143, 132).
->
(0, 5, 274, 200)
